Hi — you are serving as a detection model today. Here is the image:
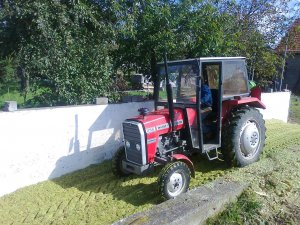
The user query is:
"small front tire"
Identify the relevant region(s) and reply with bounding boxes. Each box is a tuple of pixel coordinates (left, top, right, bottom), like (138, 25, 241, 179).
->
(112, 146, 131, 177)
(157, 161, 191, 200)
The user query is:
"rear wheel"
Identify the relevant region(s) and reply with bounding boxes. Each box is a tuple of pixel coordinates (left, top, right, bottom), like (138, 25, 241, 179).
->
(157, 161, 191, 200)
(221, 107, 266, 167)
(112, 146, 131, 177)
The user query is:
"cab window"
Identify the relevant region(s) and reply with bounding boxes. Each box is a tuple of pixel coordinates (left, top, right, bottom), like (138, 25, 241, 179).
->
(223, 60, 248, 98)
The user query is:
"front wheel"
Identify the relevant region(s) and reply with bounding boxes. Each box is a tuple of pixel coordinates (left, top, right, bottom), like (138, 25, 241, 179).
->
(157, 161, 191, 200)
(112, 146, 132, 177)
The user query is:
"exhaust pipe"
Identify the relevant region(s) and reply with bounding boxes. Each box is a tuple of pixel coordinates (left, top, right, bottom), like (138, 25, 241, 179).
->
(163, 53, 175, 132)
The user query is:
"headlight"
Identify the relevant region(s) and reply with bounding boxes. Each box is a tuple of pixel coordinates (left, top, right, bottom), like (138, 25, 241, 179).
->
(125, 140, 130, 149)
(135, 143, 141, 151)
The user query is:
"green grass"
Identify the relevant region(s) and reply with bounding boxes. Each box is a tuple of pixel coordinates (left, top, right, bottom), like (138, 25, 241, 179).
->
(208, 144, 300, 225)
(289, 95, 300, 124)
(206, 190, 261, 225)
(0, 120, 300, 225)
(125, 90, 150, 97)
(207, 119, 300, 225)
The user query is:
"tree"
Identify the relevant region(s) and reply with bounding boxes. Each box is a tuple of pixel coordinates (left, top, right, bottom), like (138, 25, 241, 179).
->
(1, 0, 297, 107)
(0, 0, 114, 106)
(214, 0, 294, 86)
(0, 56, 16, 95)
(111, 0, 228, 92)
(111, 0, 293, 87)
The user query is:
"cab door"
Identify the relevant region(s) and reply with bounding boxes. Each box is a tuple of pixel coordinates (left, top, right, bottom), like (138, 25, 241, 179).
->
(200, 61, 222, 152)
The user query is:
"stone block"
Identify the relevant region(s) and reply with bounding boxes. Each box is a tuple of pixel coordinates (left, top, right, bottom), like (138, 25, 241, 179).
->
(114, 179, 247, 225)
(3, 101, 17, 112)
(95, 97, 108, 105)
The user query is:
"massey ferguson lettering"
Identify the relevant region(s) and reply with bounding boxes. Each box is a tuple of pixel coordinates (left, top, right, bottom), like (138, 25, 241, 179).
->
(146, 127, 156, 134)
(156, 123, 169, 130)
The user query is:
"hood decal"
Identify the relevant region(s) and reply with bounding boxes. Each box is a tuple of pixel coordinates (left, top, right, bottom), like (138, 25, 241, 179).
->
(146, 127, 156, 134)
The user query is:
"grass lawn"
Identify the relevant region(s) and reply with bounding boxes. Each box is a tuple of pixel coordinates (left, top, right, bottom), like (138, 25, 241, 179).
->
(208, 145, 300, 225)
(208, 100, 300, 225)
(0, 120, 300, 225)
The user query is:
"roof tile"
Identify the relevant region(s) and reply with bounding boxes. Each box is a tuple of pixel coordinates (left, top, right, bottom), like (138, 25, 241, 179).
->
(276, 19, 300, 53)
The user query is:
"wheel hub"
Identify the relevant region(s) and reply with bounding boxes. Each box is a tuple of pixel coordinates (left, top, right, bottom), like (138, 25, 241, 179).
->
(240, 121, 260, 158)
(167, 172, 184, 197)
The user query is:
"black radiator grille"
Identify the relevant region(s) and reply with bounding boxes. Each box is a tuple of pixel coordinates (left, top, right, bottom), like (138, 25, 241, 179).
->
(123, 122, 144, 165)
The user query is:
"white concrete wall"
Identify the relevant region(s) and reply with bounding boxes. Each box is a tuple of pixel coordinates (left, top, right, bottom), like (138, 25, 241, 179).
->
(0, 92, 291, 197)
(0, 101, 154, 197)
(260, 91, 291, 122)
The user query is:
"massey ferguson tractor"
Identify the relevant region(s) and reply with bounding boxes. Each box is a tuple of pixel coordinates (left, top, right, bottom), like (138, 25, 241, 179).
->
(112, 56, 266, 200)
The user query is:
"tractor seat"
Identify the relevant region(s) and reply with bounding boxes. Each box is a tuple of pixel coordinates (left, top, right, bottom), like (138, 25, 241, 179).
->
(201, 107, 212, 113)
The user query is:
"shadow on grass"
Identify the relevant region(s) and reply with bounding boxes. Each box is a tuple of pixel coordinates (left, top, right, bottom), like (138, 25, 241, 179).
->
(52, 153, 230, 207)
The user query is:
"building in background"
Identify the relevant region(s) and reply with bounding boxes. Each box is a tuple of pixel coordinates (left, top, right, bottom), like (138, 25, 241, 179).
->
(276, 18, 300, 94)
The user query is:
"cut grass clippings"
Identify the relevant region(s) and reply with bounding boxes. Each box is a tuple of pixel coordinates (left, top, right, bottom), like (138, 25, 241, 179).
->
(206, 189, 262, 225)
(207, 119, 300, 224)
(1, 120, 300, 225)
(207, 144, 300, 225)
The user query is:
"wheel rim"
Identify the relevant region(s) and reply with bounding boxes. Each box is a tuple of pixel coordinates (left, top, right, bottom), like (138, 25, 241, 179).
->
(167, 171, 185, 197)
(240, 120, 260, 159)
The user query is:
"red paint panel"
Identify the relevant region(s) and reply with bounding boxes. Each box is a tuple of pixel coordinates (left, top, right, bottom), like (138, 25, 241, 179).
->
(186, 108, 197, 128)
(172, 154, 195, 177)
(222, 97, 266, 123)
(250, 87, 262, 100)
(130, 108, 185, 163)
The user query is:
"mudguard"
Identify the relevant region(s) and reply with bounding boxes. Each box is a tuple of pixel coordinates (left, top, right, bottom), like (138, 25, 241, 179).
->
(222, 97, 266, 122)
(172, 154, 195, 178)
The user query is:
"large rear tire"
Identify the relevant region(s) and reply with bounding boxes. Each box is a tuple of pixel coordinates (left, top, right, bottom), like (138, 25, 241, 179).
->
(112, 146, 131, 177)
(157, 161, 191, 200)
(221, 107, 266, 167)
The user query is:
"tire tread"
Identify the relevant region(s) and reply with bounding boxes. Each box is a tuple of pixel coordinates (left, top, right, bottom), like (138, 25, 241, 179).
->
(221, 106, 266, 167)
(157, 161, 191, 200)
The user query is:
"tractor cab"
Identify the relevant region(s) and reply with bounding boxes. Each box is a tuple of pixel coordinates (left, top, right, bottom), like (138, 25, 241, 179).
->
(155, 57, 250, 157)
(113, 57, 266, 200)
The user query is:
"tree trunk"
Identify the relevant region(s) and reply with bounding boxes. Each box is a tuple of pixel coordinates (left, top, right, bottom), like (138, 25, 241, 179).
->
(18, 66, 29, 103)
(150, 49, 158, 102)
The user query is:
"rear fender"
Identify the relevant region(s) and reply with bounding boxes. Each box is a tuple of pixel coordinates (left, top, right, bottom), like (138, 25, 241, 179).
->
(222, 97, 266, 123)
(172, 154, 195, 178)
(250, 87, 262, 100)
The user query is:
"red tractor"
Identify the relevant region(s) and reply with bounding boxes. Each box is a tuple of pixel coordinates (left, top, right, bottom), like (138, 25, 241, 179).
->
(112, 57, 266, 200)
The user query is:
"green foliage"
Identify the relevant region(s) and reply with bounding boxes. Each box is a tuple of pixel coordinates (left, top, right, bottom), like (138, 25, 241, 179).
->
(0, 0, 296, 107)
(213, 0, 286, 86)
(111, 0, 286, 87)
(0, 57, 17, 94)
(112, 1, 229, 78)
(1, 0, 114, 106)
(0, 90, 34, 109)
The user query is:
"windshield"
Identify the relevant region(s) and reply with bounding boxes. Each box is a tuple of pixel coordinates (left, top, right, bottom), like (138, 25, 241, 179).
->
(158, 63, 198, 103)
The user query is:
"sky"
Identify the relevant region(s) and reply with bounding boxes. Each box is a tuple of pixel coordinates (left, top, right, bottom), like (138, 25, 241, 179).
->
(287, 0, 299, 18)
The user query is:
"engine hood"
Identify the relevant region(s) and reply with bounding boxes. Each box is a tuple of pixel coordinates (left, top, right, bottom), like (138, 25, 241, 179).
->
(124, 108, 185, 164)
(130, 108, 185, 134)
